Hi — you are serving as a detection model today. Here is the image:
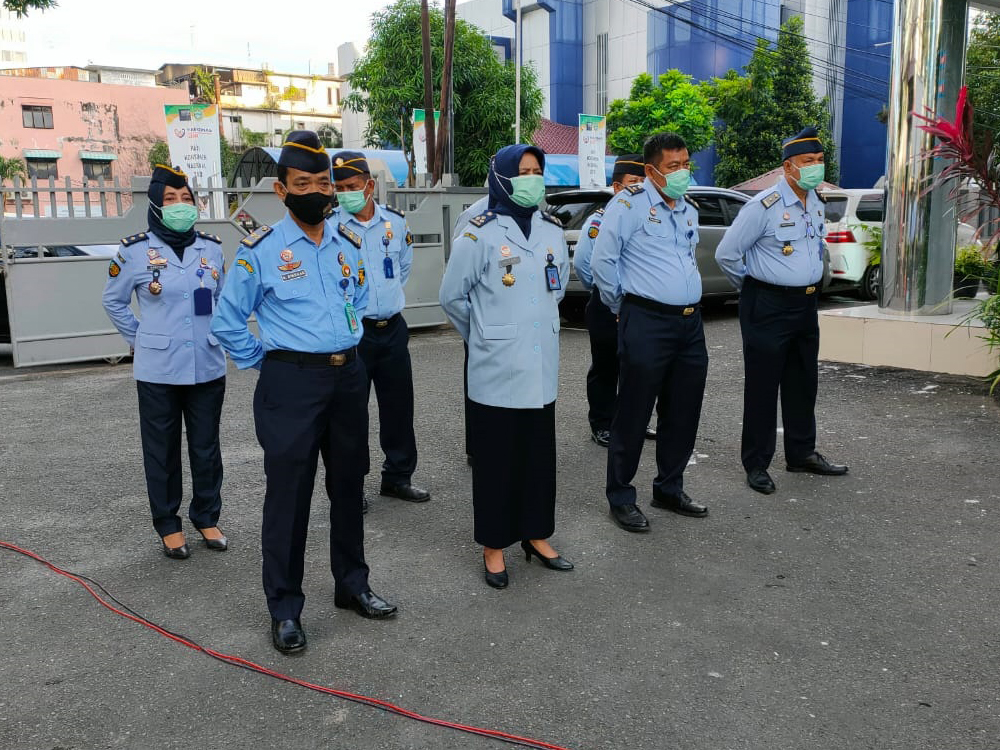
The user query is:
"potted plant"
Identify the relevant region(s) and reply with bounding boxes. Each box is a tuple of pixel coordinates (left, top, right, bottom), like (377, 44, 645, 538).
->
(954, 245, 986, 299)
(983, 245, 999, 295)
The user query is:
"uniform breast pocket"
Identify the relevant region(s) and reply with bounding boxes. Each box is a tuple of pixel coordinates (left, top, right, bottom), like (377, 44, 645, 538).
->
(139, 332, 171, 350)
(774, 224, 806, 243)
(641, 218, 670, 238)
(482, 324, 517, 340)
(271, 278, 312, 300)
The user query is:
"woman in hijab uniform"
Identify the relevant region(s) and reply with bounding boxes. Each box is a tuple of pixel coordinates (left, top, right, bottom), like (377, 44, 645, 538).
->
(439, 144, 573, 589)
(102, 165, 228, 560)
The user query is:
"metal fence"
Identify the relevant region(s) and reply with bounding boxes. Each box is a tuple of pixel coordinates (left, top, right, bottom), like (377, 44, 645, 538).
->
(1, 176, 485, 368)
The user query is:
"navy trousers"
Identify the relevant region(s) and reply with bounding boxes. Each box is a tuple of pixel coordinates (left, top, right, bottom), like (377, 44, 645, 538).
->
(584, 288, 620, 433)
(253, 356, 370, 621)
(357, 314, 418, 485)
(738, 278, 819, 472)
(136, 377, 225, 537)
(606, 299, 708, 506)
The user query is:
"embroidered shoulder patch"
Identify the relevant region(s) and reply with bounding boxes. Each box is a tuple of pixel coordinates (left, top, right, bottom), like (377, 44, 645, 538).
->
(338, 223, 363, 248)
(196, 230, 222, 244)
(462, 232, 479, 242)
(384, 204, 405, 218)
(115, 250, 127, 264)
(240, 225, 272, 248)
(120, 232, 147, 247)
(469, 212, 499, 229)
(761, 191, 781, 209)
(617, 198, 632, 209)
(236, 258, 255, 274)
(587, 226, 599, 239)
(405, 230, 413, 246)
(624, 184, 645, 196)
(108, 260, 121, 278)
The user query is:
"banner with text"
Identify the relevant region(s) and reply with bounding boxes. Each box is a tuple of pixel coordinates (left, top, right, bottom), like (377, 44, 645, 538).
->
(163, 103, 222, 185)
(412, 109, 441, 175)
(578, 114, 607, 189)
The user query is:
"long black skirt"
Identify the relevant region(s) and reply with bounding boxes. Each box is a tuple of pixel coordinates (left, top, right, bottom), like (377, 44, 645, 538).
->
(468, 399, 557, 549)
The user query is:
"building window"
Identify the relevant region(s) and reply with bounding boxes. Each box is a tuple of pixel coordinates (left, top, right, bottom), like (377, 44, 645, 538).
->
(596, 32, 608, 115)
(83, 160, 112, 181)
(327, 87, 333, 106)
(22, 105, 53, 129)
(26, 159, 58, 180)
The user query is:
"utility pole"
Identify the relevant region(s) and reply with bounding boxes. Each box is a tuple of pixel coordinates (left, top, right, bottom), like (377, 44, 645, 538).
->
(433, 0, 455, 186)
(420, 0, 436, 178)
(514, 0, 522, 143)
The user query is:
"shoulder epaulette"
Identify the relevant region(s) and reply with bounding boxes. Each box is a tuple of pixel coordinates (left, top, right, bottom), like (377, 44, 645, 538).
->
(196, 230, 222, 244)
(761, 191, 781, 209)
(624, 184, 646, 196)
(684, 195, 701, 211)
(595, 207, 605, 216)
(120, 232, 147, 247)
(338, 223, 363, 248)
(541, 211, 562, 227)
(240, 225, 272, 248)
(469, 211, 499, 229)
(383, 204, 405, 218)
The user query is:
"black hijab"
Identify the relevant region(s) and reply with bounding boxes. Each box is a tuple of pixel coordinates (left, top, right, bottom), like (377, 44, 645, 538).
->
(487, 143, 546, 240)
(148, 164, 197, 258)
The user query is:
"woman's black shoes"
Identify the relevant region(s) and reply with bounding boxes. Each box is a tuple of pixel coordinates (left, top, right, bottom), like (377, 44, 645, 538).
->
(521, 540, 574, 571)
(161, 539, 190, 560)
(197, 528, 229, 551)
(483, 554, 509, 589)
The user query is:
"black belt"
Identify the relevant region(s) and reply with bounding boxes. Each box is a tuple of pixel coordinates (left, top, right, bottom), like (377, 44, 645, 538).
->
(362, 312, 401, 330)
(746, 277, 820, 296)
(265, 347, 357, 366)
(623, 293, 700, 316)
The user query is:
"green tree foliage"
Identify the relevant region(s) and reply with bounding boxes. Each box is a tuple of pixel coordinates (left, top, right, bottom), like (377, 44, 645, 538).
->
(147, 141, 171, 172)
(965, 13, 1000, 158)
(220, 136, 238, 183)
(317, 124, 343, 149)
(606, 71, 716, 156)
(344, 0, 544, 186)
(704, 16, 839, 187)
(3, 0, 56, 16)
(241, 128, 269, 149)
(0, 155, 27, 182)
(192, 67, 216, 103)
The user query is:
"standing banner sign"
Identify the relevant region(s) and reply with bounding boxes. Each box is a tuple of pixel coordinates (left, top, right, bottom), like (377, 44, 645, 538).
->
(163, 103, 222, 185)
(578, 114, 607, 189)
(412, 109, 441, 175)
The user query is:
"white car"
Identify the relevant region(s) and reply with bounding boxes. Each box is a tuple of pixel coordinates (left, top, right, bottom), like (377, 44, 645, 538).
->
(820, 188, 979, 301)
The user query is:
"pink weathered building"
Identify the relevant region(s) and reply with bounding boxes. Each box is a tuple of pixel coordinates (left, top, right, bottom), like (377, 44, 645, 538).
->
(0, 75, 188, 189)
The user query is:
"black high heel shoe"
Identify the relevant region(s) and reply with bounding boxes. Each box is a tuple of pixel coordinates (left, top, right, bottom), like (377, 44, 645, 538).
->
(483, 553, 508, 589)
(197, 527, 228, 551)
(161, 539, 190, 560)
(521, 540, 574, 571)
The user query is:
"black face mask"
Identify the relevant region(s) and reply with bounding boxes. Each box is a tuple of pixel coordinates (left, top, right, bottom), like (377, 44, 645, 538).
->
(283, 191, 332, 226)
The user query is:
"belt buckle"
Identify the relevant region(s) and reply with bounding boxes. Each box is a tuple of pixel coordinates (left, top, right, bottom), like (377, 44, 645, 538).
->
(805, 286, 816, 295)
(329, 353, 347, 366)
(375, 319, 389, 328)
(683, 306, 695, 316)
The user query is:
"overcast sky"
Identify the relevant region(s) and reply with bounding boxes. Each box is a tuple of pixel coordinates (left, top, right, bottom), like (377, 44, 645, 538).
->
(13, 0, 407, 74)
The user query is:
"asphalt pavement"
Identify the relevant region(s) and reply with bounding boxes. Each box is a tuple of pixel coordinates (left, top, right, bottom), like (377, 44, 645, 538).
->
(2, 300, 999, 750)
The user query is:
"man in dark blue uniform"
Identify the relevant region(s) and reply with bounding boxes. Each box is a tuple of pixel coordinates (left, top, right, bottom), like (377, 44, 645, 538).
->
(592, 133, 710, 532)
(212, 131, 397, 654)
(715, 126, 849, 495)
(331, 151, 430, 504)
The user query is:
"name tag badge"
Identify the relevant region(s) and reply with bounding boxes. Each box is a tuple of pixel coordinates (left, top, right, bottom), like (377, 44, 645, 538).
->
(545, 264, 561, 291)
(383, 256, 394, 279)
(193, 286, 213, 316)
(345, 301, 359, 333)
(497, 256, 522, 268)
(281, 269, 308, 282)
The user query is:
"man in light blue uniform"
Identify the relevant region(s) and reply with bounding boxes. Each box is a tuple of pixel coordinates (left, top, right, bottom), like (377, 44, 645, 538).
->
(715, 125, 848, 496)
(330, 151, 429, 504)
(592, 132, 709, 532)
(211, 131, 397, 654)
(452, 194, 489, 242)
(573, 154, 651, 447)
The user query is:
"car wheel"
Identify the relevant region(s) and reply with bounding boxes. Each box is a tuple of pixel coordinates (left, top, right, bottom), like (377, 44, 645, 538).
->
(860, 264, 880, 301)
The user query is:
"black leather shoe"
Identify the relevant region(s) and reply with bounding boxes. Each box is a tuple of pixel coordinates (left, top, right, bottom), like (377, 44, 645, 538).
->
(483, 554, 508, 589)
(196, 528, 228, 551)
(380, 482, 431, 502)
(609, 503, 650, 532)
(747, 468, 776, 494)
(591, 429, 610, 447)
(786, 452, 849, 476)
(521, 540, 573, 571)
(271, 618, 306, 653)
(334, 589, 398, 619)
(651, 490, 709, 518)
(645, 426, 657, 440)
(161, 540, 190, 560)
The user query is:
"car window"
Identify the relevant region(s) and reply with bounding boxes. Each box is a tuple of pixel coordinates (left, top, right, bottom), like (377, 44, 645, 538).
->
(824, 197, 849, 222)
(855, 194, 884, 223)
(720, 197, 748, 225)
(694, 195, 725, 226)
(544, 200, 607, 230)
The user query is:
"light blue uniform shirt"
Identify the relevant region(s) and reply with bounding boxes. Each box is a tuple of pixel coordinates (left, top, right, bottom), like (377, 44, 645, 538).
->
(439, 210, 569, 409)
(715, 176, 826, 290)
(591, 178, 702, 314)
(210, 214, 368, 369)
(332, 203, 411, 320)
(452, 196, 489, 242)
(102, 230, 226, 385)
(572, 208, 605, 290)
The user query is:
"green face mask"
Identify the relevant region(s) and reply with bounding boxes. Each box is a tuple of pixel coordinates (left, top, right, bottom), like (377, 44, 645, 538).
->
(508, 175, 546, 207)
(338, 189, 369, 214)
(793, 163, 825, 191)
(160, 203, 199, 232)
(650, 166, 691, 200)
